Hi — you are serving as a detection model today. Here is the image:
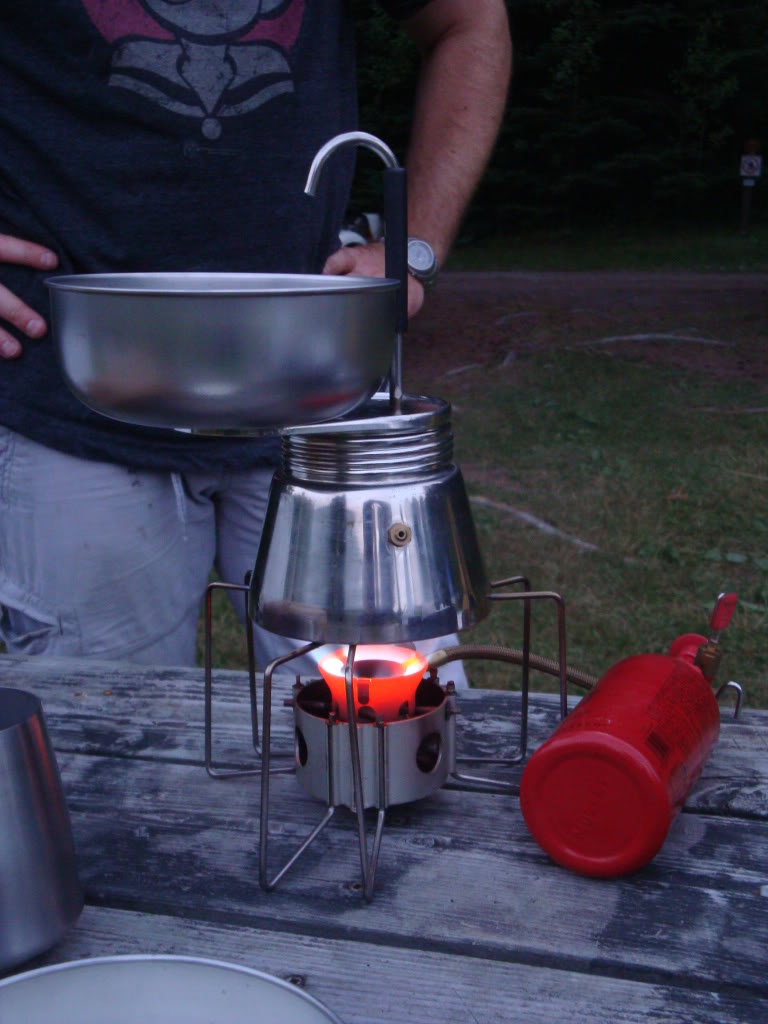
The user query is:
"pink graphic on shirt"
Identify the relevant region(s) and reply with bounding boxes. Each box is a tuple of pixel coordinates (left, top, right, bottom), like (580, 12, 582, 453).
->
(80, 0, 305, 138)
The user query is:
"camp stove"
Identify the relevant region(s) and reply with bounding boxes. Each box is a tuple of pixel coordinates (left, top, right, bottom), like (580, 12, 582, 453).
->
(205, 569, 571, 901)
(202, 391, 574, 899)
(195, 130, 579, 899)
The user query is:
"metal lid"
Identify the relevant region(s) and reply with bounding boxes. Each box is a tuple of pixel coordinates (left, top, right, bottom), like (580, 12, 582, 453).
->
(0, 956, 344, 1023)
(281, 392, 451, 435)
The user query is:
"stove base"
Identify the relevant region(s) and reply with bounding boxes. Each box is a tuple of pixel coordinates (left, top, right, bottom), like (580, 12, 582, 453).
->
(294, 678, 456, 810)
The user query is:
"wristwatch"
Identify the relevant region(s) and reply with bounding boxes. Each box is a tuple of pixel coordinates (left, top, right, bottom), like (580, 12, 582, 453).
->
(407, 237, 439, 289)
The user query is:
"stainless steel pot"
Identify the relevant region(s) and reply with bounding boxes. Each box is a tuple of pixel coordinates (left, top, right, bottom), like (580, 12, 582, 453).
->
(0, 955, 344, 1022)
(249, 393, 490, 643)
(47, 273, 399, 432)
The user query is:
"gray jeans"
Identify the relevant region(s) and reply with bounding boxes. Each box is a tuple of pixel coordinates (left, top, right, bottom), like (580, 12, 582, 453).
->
(0, 427, 468, 682)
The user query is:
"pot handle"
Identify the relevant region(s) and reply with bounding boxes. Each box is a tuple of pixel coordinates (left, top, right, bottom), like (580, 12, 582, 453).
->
(304, 132, 408, 413)
(383, 166, 408, 411)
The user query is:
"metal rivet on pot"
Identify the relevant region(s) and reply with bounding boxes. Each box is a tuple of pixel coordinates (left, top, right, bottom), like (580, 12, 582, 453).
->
(388, 523, 412, 547)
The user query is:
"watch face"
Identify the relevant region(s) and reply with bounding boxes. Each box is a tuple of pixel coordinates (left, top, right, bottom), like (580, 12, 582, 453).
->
(408, 238, 435, 274)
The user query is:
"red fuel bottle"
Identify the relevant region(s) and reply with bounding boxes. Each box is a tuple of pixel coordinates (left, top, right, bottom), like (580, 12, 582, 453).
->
(520, 594, 738, 877)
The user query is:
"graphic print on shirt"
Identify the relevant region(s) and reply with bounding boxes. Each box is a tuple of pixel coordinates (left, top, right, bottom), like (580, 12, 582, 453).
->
(81, 0, 304, 139)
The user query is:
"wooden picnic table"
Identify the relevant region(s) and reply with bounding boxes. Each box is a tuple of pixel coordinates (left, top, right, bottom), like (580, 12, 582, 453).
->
(0, 652, 766, 1022)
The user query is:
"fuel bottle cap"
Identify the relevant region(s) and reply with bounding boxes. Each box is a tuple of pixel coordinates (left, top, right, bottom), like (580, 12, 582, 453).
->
(520, 731, 671, 878)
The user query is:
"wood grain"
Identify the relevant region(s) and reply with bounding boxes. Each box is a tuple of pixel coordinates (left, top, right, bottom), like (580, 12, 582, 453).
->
(1, 653, 767, 1022)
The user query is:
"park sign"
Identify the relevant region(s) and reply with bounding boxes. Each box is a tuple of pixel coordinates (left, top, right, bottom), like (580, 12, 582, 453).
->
(740, 154, 762, 186)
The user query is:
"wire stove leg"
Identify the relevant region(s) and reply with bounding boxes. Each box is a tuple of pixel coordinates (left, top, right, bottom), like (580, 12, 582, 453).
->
(204, 580, 262, 778)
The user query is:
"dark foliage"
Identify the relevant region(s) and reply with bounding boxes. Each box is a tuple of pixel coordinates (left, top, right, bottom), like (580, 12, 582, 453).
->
(352, 1, 768, 234)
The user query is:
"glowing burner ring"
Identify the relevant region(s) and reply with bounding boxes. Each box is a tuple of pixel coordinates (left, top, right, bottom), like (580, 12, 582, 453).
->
(317, 645, 428, 722)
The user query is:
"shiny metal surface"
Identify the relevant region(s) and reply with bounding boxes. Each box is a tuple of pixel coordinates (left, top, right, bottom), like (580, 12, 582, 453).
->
(304, 131, 399, 196)
(47, 273, 399, 431)
(0, 955, 344, 1023)
(282, 390, 451, 439)
(305, 131, 407, 408)
(0, 688, 83, 970)
(249, 394, 490, 643)
(294, 679, 455, 809)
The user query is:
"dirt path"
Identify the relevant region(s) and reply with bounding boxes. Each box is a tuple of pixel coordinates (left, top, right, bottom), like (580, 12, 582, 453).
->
(405, 271, 768, 390)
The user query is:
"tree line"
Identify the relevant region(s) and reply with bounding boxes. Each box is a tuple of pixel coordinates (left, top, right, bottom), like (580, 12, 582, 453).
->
(353, 0, 768, 234)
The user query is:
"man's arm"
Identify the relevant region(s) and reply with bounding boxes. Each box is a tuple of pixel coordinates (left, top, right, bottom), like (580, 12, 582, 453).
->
(400, 0, 512, 266)
(325, 0, 512, 315)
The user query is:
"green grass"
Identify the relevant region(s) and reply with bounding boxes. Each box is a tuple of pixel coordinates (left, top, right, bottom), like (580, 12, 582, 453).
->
(448, 222, 768, 272)
(440, 348, 767, 704)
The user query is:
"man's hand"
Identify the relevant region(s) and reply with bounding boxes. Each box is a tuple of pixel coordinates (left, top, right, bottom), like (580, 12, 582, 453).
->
(0, 233, 58, 359)
(323, 241, 426, 318)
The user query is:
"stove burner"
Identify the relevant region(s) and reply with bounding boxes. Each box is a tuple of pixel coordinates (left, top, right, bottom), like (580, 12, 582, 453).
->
(317, 645, 429, 721)
(294, 675, 455, 810)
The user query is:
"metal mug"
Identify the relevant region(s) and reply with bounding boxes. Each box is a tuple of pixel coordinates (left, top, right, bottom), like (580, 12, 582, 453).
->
(0, 687, 83, 970)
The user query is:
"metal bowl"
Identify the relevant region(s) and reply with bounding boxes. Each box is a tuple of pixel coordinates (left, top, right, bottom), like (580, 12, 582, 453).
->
(0, 955, 344, 1022)
(47, 273, 399, 432)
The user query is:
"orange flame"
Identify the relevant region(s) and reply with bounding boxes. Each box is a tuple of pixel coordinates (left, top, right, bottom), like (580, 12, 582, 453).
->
(318, 645, 428, 722)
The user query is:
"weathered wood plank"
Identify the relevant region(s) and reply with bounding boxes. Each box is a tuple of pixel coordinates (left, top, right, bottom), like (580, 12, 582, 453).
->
(13, 905, 764, 1024)
(1, 655, 766, 817)
(55, 750, 768, 992)
(3, 654, 768, 1022)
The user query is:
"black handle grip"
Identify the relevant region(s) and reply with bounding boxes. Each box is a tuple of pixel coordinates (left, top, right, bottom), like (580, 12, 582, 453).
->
(383, 167, 408, 334)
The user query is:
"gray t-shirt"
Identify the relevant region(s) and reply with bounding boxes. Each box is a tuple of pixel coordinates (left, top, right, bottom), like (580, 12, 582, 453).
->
(0, 0, 429, 471)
